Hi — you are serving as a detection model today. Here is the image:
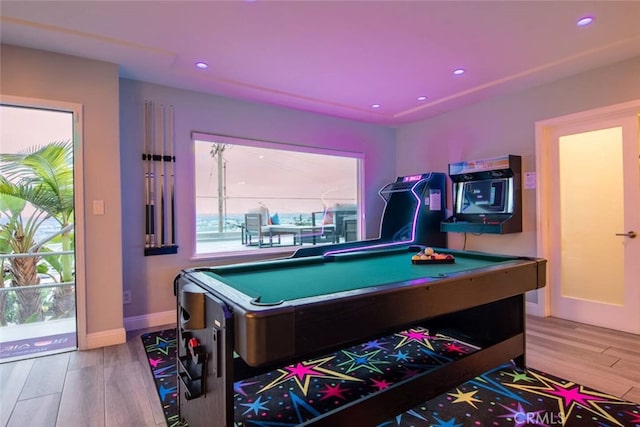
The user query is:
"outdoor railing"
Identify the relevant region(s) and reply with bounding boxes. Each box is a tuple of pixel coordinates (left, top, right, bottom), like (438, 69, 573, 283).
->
(0, 250, 76, 326)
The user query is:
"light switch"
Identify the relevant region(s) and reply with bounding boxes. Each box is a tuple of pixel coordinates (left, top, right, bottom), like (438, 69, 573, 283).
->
(93, 200, 105, 215)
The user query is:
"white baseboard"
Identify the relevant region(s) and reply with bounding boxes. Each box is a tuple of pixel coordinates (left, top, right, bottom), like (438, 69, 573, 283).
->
(526, 301, 545, 317)
(80, 311, 176, 350)
(124, 310, 176, 331)
(85, 328, 126, 350)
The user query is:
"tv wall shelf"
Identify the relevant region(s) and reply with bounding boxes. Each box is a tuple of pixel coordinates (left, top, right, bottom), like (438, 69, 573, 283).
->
(441, 155, 522, 234)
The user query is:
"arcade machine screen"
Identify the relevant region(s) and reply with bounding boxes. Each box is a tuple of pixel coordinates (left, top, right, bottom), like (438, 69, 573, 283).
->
(456, 178, 512, 215)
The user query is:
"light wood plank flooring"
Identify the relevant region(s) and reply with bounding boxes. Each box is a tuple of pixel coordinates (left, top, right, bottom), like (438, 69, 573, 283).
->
(1, 316, 639, 427)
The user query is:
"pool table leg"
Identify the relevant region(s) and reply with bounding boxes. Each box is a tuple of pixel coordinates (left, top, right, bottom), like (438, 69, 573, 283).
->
(514, 353, 525, 369)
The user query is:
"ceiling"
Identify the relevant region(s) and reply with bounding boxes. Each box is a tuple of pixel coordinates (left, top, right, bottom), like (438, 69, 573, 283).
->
(2, 1, 640, 126)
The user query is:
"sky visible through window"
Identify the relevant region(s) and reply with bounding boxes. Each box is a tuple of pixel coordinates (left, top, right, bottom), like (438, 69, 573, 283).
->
(1, 105, 72, 153)
(194, 140, 358, 230)
(0, 105, 73, 225)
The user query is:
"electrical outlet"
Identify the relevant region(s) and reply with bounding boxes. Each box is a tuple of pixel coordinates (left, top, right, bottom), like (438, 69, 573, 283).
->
(123, 290, 132, 304)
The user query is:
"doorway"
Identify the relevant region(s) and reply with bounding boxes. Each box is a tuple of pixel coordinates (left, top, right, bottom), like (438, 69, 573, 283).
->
(535, 100, 640, 334)
(0, 99, 84, 361)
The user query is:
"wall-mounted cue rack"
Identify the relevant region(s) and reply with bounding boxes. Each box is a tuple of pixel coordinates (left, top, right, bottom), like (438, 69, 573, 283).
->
(143, 100, 178, 256)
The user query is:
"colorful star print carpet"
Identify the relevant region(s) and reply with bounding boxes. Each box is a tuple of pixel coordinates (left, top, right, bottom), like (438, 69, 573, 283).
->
(142, 328, 640, 426)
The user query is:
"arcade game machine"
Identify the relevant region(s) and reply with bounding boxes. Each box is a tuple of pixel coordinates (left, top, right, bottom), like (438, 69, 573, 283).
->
(292, 171, 447, 257)
(441, 155, 522, 234)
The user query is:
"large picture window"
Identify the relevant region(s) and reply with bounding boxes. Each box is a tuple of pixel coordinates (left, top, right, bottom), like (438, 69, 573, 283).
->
(193, 133, 362, 256)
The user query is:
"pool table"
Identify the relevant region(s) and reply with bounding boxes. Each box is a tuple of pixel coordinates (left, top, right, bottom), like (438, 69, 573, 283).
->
(174, 245, 546, 426)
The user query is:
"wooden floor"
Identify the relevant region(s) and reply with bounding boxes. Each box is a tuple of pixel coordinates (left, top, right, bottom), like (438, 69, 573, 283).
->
(1, 316, 639, 427)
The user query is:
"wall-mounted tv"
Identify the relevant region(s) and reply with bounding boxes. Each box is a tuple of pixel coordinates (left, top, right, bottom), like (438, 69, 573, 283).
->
(454, 177, 513, 215)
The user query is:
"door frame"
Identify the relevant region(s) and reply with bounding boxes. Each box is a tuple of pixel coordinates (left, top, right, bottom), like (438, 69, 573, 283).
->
(534, 99, 640, 323)
(1, 94, 87, 349)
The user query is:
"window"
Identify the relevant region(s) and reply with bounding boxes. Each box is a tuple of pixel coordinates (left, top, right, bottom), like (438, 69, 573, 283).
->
(193, 133, 362, 256)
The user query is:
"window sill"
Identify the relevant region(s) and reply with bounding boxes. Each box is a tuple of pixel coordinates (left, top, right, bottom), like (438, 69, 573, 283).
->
(190, 246, 298, 265)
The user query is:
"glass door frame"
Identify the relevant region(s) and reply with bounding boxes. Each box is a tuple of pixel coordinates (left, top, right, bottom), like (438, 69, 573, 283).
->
(0, 94, 87, 352)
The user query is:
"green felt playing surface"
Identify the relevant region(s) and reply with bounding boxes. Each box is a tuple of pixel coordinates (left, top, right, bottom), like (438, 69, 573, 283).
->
(202, 248, 518, 304)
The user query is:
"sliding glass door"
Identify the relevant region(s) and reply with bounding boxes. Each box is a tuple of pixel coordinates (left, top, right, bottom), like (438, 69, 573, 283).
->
(0, 104, 78, 362)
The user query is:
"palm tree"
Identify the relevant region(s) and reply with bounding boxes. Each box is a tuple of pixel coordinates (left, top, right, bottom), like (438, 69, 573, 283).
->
(0, 189, 48, 323)
(0, 141, 75, 321)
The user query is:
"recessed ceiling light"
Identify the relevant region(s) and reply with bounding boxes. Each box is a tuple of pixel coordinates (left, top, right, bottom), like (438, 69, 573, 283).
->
(576, 16, 594, 27)
(453, 68, 465, 76)
(371, 104, 381, 109)
(417, 96, 428, 101)
(195, 61, 209, 69)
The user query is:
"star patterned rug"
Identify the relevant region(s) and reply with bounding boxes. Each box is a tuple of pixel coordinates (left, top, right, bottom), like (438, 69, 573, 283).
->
(141, 328, 640, 426)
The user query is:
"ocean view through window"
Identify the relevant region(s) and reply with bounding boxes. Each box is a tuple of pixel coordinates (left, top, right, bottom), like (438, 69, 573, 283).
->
(193, 133, 362, 255)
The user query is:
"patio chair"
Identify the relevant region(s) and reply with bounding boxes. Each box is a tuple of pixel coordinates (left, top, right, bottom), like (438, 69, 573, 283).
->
(244, 213, 280, 247)
(313, 206, 356, 243)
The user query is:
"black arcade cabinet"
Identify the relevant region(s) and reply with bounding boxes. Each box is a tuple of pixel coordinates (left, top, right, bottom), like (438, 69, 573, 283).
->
(293, 172, 447, 257)
(377, 172, 447, 246)
(441, 155, 522, 234)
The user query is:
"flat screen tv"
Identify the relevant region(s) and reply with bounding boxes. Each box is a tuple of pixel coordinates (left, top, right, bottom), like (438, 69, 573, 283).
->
(455, 178, 513, 215)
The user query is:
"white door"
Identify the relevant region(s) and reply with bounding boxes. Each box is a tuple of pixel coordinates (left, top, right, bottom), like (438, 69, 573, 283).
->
(537, 103, 640, 334)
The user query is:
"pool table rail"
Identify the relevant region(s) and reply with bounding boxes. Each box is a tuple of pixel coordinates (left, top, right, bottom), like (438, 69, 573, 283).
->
(178, 252, 545, 369)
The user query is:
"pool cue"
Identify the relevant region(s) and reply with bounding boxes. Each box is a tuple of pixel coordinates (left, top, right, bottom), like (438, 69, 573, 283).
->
(144, 100, 154, 248)
(154, 102, 163, 248)
(149, 100, 158, 248)
(160, 104, 166, 247)
(143, 100, 148, 247)
(167, 105, 175, 247)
